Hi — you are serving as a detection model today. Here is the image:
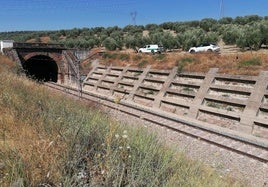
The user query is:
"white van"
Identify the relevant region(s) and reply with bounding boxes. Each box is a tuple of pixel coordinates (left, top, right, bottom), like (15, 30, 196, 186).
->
(0, 40, 14, 54)
(138, 44, 164, 54)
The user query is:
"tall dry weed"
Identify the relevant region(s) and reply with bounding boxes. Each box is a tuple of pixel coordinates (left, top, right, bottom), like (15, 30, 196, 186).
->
(99, 50, 268, 75)
(0, 70, 67, 185)
(0, 56, 246, 186)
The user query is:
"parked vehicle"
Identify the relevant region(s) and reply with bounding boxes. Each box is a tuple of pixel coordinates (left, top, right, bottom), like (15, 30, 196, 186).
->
(0, 40, 14, 54)
(138, 44, 164, 54)
(188, 43, 220, 53)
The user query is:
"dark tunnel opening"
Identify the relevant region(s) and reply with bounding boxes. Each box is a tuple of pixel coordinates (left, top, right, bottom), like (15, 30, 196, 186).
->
(23, 55, 58, 82)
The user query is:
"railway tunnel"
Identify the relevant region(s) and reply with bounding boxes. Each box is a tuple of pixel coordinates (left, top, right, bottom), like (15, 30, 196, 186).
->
(23, 55, 58, 82)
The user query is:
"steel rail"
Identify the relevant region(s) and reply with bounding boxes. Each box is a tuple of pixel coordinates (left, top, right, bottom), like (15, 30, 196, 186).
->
(45, 82, 268, 163)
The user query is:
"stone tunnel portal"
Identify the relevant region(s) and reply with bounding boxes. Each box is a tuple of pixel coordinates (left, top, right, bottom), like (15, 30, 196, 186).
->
(23, 55, 58, 82)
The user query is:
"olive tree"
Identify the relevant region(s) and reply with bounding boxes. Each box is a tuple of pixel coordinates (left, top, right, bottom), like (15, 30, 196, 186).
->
(123, 25, 144, 34)
(124, 33, 143, 51)
(102, 37, 118, 51)
(145, 24, 160, 31)
(222, 25, 241, 45)
(178, 28, 205, 50)
(160, 32, 177, 50)
(259, 20, 268, 46)
(218, 17, 233, 24)
(199, 18, 217, 32)
(236, 24, 262, 50)
(110, 31, 124, 49)
(148, 31, 163, 44)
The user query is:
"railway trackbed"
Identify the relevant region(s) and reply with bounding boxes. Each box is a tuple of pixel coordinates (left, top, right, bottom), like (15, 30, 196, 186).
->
(45, 82, 268, 163)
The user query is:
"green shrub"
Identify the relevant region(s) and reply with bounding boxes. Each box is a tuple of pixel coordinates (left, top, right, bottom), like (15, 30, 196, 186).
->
(102, 37, 118, 50)
(102, 53, 118, 59)
(119, 53, 130, 61)
(133, 55, 143, 61)
(153, 54, 166, 60)
(176, 57, 195, 73)
(238, 57, 262, 68)
(180, 57, 195, 63)
(137, 60, 148, 68)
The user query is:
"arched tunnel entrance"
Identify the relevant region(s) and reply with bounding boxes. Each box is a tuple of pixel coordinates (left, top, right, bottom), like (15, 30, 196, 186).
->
(23, 55, 58, 82)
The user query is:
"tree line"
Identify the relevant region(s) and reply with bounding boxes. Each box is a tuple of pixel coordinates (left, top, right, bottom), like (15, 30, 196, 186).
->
(1, 15, 268, 51)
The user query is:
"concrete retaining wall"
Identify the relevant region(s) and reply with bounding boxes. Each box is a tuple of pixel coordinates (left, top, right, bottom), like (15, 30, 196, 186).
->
(82, 65, 268, 139)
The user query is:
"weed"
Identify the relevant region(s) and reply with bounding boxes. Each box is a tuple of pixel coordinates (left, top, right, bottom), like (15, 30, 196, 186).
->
(176, 57, 195, 73)
(137, 60, 148, 69)
(133, 72, 141, 77)
(182, 87, 194, 93)
(0, 147, 25, 185)
(176, 60, 184, 73)
(181, 57, 195, 64)
(132, 55, 142, 61)
(222, 94, 230, 98)
(207, 101, 221, 109)
(145, 90, 155, 95)
(238, 57, 262, 68)
(119, 53, 130, 61)
(227, 107, 233, 111)
(0, 55, 246, 186)
(102, 53, 118, 59)
(153, 54, 166, 61)
(114, 95, 121, 104)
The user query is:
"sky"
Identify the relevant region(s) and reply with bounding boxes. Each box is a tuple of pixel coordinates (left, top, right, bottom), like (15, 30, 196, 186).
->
(0, 0, 268, 32)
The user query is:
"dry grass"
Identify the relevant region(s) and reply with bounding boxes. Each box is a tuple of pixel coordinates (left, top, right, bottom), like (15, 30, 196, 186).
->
(0, 54, 248, 186)
(1, 120, 66, 184)
(0, 54, 17, 72)
(26, 37, 50, 43)
(0, 55, 73, 185)
(91, 49, 268, 76)
(0, 72, 67, 185)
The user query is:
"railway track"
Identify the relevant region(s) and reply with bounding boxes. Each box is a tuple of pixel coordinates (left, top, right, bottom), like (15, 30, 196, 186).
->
(45, 82, 268, 163)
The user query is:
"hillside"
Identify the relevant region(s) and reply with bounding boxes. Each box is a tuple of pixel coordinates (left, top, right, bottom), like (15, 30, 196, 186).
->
(1, 15, 268, 52)
(1, 14, 268, 76)
(81, 47, 268, 76)
(0, 54, 246, 186)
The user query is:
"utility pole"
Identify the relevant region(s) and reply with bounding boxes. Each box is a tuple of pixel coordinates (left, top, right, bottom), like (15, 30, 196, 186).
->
(219, 0, 224, 19)
(130, 11, 137, 25)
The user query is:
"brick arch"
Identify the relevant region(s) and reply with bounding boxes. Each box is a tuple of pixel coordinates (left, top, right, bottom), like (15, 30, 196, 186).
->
(23, 52, 64, 76)
(24, 52, 59, 64)
(22, 52, 66, 83)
